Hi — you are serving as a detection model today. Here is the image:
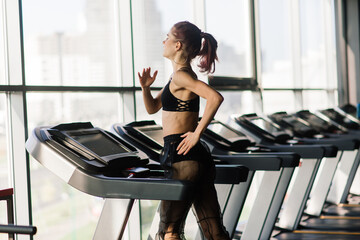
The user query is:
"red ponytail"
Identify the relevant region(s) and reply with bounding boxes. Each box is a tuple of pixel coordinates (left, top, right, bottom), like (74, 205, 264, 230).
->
(198, 32, 218, 74)
(172, 21, 218, 74)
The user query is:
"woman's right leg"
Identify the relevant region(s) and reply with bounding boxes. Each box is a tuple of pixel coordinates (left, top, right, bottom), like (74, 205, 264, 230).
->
(191, 160, 230, 240)
(156, 161, 200, 240)
(192, 182, 230, 240)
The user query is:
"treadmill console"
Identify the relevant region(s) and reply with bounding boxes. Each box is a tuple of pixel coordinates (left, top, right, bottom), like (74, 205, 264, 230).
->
(236, 114, 293, 144)
(296, 110, 347, 134)
(115, 120, 254, 159)
(113, 120, 163, 161)
(113, 121, 250, 184)
(27, 121, 199, 205)
(268, 112, 319, 138)
(34, 122, 148, 176)
(319, 108, 360, 130)
(339, 103, 357, 118)
(203, 120, 252, 151)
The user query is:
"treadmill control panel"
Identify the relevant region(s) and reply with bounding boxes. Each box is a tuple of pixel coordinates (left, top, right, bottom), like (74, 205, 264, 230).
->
(203, 120, 252, 151)
(38, 122, 148, 176)
(296, 110, 347, 134)
(319, 108, 360, 130)
(235, 114, 293, 144)
(268, 112, 320, 138)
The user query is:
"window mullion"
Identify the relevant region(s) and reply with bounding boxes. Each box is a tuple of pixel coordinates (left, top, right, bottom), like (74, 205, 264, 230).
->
(6, 92, 31, 231)
(118, 0, 135, 121)
(5, 0, 32, 235)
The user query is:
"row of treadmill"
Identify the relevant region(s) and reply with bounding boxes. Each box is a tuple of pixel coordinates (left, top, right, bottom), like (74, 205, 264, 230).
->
(26, 103, 360, 240)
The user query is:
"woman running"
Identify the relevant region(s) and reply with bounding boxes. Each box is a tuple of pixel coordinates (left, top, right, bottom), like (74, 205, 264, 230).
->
(138, 21, 230, 240)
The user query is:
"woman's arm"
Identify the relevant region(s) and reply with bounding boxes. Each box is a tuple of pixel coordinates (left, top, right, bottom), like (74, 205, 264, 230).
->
(172, 71, 224, 155)
(138, 67, 163, 114)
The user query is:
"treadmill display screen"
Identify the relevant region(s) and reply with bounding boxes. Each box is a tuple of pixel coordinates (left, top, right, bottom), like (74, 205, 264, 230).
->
(304, 114, 328, 127)
(250, 118, 283, 135)
(68, 131, 128, 156)
(322, 109, 342, 120)
(283, 117, 310, 130)
(208, 122, 246, 140)
(322, 109, 360, 129)
(322, 109, 352, 125)
(134, 126, 164, 146)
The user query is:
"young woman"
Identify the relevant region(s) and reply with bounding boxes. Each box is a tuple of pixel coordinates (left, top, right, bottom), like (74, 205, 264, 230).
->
(138, 21, 230, 240)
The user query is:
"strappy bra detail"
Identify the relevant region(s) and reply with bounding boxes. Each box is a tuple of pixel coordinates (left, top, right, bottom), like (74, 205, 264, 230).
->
(161, 81, 200, 112)
(161, 68, 199, 112)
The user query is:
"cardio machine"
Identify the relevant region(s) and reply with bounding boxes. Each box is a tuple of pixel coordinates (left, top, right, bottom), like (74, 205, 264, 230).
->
(293, 110, 360, 206)
(268, 111, 360, 216)
(112, 120, 300, 240)
(318, 107, 360, 197)
(26, 122, 198, 240)
(233, 113, 360, 239)
(112, 120, 249, 239)
(231, 114, 338, 229)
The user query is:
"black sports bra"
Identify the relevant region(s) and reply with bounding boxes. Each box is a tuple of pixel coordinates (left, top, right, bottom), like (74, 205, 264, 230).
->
(161, 75, 200, 112)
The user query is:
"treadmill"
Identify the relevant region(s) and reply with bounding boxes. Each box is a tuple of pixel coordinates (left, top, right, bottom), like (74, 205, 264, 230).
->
(202, 120, 301, 240)
(312, 108, 360, 216)
(319, 108, 360, 132)
(112, 120, 300, 240)
(231, 114, 339, 232)
(26, 122, 199, 240)
(268, 111, 359, 217)
(339, 103, 358, 119)
(112, 120, 248, 240)
(294, 110, 360, 205)
(233, 113, 360, 239)
(335, 104, 360, 197)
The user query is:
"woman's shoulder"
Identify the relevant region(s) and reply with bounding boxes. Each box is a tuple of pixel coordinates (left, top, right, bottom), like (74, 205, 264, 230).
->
(172, 70, 198, 88)
(177, 67, 197, 79)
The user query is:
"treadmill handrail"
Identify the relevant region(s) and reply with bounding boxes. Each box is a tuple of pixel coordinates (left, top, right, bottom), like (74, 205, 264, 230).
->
(267, 144, 337, 158)
(213, 154, 281, 170)
(0, 224, 37, 235)
(213, 153, 299, 169)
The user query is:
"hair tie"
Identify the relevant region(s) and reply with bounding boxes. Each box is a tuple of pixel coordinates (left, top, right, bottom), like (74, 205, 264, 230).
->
(200, 32, 206, 38)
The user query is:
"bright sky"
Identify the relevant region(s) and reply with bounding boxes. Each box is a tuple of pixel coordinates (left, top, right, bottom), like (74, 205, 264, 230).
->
(22, 0, 250, 54)
(22, 0, 86, 34)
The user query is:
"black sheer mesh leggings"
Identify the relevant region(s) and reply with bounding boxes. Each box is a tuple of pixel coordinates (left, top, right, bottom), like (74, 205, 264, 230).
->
(155, 160, 230, 240)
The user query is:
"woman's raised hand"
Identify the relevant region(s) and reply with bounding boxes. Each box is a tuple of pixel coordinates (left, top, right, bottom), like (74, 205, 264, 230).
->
(138, 67, 158, 89)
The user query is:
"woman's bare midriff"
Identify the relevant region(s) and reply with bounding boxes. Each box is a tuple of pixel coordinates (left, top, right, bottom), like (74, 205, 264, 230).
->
(162, 110, 199, 137)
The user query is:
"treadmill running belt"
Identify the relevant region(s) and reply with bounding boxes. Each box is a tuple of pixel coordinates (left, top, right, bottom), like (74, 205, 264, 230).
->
(323, 206, 360, 217)
(274, 230, 360, 239)
(300, 218, 360, 231)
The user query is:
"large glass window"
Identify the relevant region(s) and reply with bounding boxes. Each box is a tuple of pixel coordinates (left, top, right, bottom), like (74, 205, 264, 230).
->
(300, 0, 327, 88)
(0, 1, 342, 239)
(258, 0, 293, 88)
(262, 91, 296, 114)
(0, 95, 9, 189)
(27, 92, 122, 240)
(132, 0, 193, 88)
(216, 91, 255, 122)
(205, 0, 253, 77)
(302, 90, 331, 111)
(0, 94, 9, 237)
(27, 92, 122, 130)
(30, 159, 101, 240)
(0, 3, 6, 85)
(258, 0, 338, 114)
(300, 0, 337, 89)
(136, 91, 162, 123)
(22, 0, 120, 86)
